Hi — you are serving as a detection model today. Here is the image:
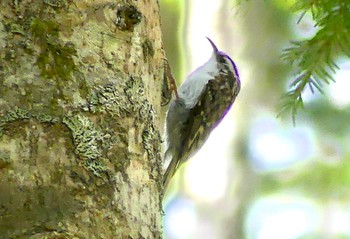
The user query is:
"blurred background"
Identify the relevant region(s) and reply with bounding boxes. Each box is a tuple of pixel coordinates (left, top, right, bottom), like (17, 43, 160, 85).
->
(159, 0, 350, 239)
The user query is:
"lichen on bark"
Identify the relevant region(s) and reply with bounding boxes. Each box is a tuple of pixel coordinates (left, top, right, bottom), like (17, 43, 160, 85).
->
(0, 0, 165, 238)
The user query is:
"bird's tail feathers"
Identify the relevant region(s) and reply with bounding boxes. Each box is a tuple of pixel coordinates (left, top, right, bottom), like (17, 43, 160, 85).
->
(163, 150, 179, 193)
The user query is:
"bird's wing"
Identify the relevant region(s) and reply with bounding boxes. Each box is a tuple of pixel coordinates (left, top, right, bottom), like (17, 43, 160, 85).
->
(178, 73, 240, 164)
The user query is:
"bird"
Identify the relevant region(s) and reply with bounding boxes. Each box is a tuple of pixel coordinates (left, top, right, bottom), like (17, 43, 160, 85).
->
(163, 37, 241, 191)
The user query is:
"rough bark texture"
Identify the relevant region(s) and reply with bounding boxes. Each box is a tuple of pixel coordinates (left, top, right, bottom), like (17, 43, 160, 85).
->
(0, 0, 165, 238)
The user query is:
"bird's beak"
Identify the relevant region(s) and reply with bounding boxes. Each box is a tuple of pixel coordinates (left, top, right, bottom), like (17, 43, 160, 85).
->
(206, 37, 218, 53)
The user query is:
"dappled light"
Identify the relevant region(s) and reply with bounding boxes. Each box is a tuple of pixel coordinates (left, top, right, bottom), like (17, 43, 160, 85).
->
(161, 0, 350, 238)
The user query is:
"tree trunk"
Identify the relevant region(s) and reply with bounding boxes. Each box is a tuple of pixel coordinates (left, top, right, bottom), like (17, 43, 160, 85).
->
(0, 1, 165, 238)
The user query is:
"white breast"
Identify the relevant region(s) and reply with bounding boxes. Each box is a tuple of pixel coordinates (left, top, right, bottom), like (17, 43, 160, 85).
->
(178, 53, 218, 108)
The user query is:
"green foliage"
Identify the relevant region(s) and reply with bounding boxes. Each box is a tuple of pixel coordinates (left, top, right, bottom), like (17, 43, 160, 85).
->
(278, 0, 350, 122)
(159, 0, 185, 82)
(260, 157, 350, 200)
(297, 234, 350, 239)
(306, 98, 350, 136)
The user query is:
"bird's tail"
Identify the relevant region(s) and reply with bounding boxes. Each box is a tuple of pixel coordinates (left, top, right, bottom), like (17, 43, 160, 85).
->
(163, 151, 180, 193)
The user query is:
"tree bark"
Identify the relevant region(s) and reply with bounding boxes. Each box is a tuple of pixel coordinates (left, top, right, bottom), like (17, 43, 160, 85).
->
(0, 0, 165, 238)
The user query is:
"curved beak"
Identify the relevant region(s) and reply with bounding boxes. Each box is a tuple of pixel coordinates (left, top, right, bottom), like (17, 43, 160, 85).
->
(206, 37, 218, 53)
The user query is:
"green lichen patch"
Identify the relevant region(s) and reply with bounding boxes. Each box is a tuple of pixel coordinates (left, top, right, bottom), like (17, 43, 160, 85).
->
(123, 76, 162, 181)
(97, 117, 127, 150)
(85, 76, 149, 119)
(94, 116, 130, 175)
(0, 108, 27, 137)
(142, 39, 154, 61)
(63, 115, 102, 160)
(124, 76, 145, 113)
(141, 102, 162, 181)
(2, 107, 30, 122)
(86, 83, 130, 117)
(30, 18, 78, 81)
(63, 114, 108, 177)
(43, 0, 68, 8)
(0, 149, 11, 169)
(0, 107, 29, 135)
(32, 112, 60, 124)
(30, 18, 59, 45)
(9, 23, 25, 35)
(84, 158, 107, 178)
